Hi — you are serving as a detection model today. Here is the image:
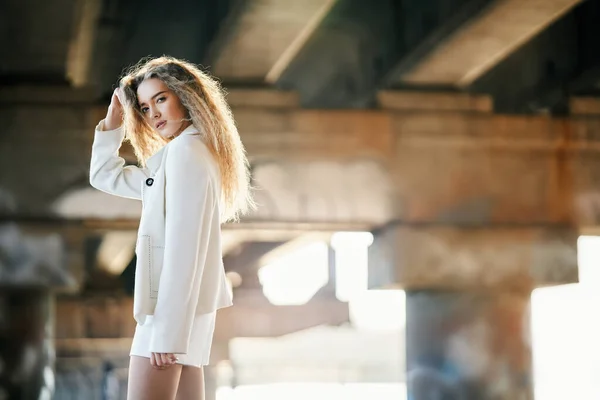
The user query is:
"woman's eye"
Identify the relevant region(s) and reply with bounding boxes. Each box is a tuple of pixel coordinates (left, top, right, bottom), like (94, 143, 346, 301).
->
(157, 96, 166, 103)
(141, 107, 149, 113)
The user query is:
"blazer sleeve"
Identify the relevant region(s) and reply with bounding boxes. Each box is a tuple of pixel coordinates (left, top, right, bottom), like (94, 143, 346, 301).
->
(149, 140, 216, 354)
(89, 120, 149, 200)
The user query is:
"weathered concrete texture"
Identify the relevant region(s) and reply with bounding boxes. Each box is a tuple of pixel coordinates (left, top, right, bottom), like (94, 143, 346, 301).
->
(3, 90, 600, 229)
(393, 147, 556, 224)
(0, 289, 55, 400)
(212, 0, 335, 80)
(389, 112, 599, 225)
(570, 97, 600, 116)
(406, 290, 532, 400)
(215, 289, 348, 339)
(400, 0, 583, 86)
(0, 104, 94, 215)
(234, 108, 394, 161)
(377, 91, 493, 113)
(226, 89, 300, 108)
(369, 225, 578, 290)
(571, 150, 600, 227)
(55, 295, 136, 341)
(251, 160, 392, 224)
(56, 290, 348, 344)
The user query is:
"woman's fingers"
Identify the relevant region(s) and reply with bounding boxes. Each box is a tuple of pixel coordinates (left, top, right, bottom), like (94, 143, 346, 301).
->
(162, 353, 177, 367)
(149, 352, 177, 370)
(114, 88, 124, 106)
(159, 353, 169, 367)
(112, 89, 123, 110)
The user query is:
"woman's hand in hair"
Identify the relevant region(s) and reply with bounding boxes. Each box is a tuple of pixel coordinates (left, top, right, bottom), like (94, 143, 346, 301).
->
(104, 88, 124, 131)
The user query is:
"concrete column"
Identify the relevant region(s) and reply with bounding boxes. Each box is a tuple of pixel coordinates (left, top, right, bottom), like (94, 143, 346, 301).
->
(0, 288, 55, 400)
(406, 290, 531, 400)
(369, 224, 577, 400)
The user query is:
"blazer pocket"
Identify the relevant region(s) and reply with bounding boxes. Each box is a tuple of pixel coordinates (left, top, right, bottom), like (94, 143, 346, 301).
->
(137, 235, 164, 299)
(150, 245, 164, 299)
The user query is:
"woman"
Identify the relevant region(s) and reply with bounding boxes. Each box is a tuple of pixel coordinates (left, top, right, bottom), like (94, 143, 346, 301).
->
(89, 56, 253, 400)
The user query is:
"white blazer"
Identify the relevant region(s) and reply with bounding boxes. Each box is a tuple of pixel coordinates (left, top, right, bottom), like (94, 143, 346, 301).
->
(89, 121, 232, 354)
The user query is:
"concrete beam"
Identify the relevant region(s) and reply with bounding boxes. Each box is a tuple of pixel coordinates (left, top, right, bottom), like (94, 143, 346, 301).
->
(211, 0, 336, 81)
(399, 0, 583, 87)
(0, 85, 98, 104)
(224, 241, 286, 275)
(377, 91, 493, 112)
(65, 0, 102, 87)
(0, 0, 79, 80)
(369, 225, 578, 291)
(226, 89, 300, 108)
(55, 290, 348, 345)
(234, 108, 394, 161)
(215, 289, 348, 339)
(389, 112, 600, 226)
(570, 97, 600, 116)
(5, 90, 600, 227)
(85, 93, 394, 162)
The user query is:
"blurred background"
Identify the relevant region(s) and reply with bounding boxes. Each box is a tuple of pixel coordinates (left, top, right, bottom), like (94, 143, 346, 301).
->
(1, 0, 600, 399)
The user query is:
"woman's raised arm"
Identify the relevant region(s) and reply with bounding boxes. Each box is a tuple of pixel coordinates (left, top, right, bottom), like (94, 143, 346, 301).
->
(89, 121, 149, 200)
(89, 88, 149, 200)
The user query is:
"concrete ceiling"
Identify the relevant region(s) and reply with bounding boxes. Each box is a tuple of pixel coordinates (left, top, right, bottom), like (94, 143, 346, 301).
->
(3, 0, 600, 298)
(211, 0, 337, 82)
(3, 0, 599, 110)
(3, 0, 600, 222)
(0, 0, 78, 82)
(396, 0, 584, 87)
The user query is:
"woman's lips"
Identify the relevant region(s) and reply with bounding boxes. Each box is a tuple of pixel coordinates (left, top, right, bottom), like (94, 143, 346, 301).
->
(156, 121, 166, 129)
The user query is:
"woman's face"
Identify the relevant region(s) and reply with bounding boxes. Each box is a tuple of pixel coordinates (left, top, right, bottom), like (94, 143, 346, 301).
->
(136, 78, 191, 140)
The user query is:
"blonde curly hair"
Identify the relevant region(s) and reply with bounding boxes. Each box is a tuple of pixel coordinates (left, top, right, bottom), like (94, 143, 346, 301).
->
(119, 56, 253, 222)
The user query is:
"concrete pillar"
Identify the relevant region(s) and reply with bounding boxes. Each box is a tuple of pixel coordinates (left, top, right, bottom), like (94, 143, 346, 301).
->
(0, 288, 55, 400)
(406, 290, 531, 400)
(369, 224, 578, 400)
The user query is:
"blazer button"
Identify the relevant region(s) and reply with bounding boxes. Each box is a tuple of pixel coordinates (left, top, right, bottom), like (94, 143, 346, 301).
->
(146, 178, 154, 186)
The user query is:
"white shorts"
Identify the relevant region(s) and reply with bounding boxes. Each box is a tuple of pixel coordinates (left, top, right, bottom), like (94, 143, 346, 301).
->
(129, 311, 217, 368)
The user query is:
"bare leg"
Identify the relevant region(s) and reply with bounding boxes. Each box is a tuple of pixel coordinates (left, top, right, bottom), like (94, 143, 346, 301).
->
(127, 355, 183, 400)
(175, 365, 205, 400)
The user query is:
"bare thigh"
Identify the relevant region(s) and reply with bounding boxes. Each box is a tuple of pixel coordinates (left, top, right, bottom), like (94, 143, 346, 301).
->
(175, 365, 205, 400)
(127, 356, 183, 400)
